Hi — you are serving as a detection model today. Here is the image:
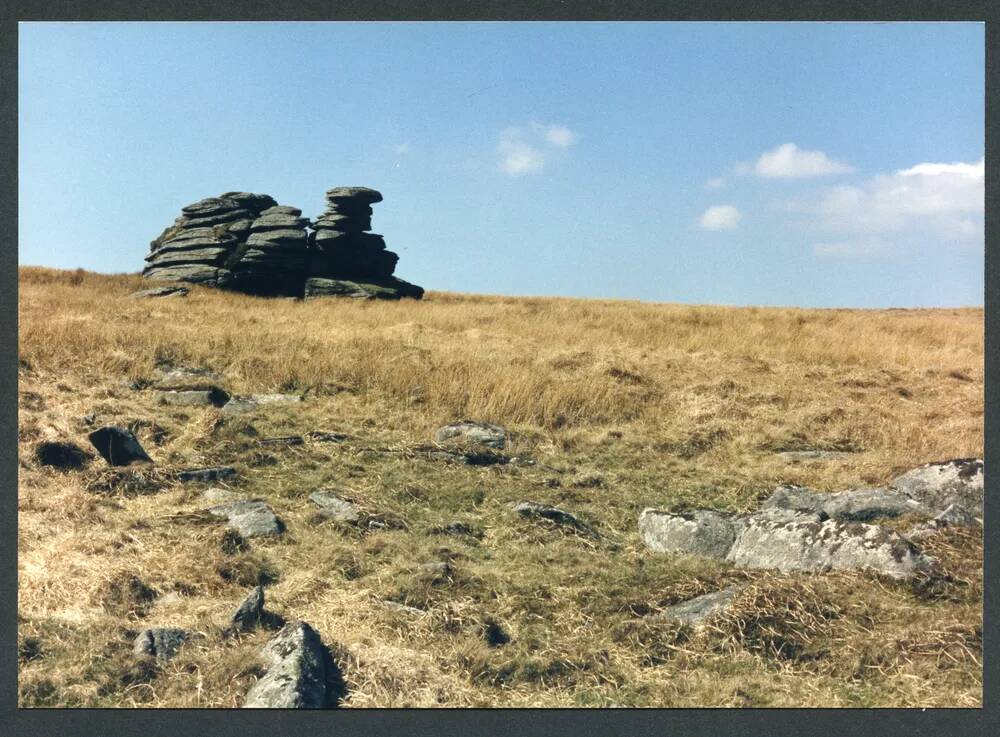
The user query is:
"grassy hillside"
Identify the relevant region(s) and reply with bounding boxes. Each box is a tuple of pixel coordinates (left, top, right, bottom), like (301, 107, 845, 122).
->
(17, 266, 983, 707)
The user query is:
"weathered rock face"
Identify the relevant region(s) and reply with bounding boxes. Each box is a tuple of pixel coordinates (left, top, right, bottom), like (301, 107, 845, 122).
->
(638, 509, 737, 559)
(243, 621, 342, 708)
(653, 586, 745, 628)
(761, 485, 927, 522)
(143, 187, 423, 300)
(890, 458, 983, 517)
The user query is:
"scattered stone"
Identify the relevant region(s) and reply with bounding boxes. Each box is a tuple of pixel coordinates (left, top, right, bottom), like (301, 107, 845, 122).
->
(178, 466, 237, 483)
(229, 586, 265, 633)
(157, 388, 230, 407)
(129, 285, 189, 299)
(653, 586, 745, 628)
(34, 440, 91, 469)
(761, 485, 927, 522)
(638, 509, 737, 558)
(890, 458, 983, 516)
(436, 420, 507, 449)
(133, 627, 189, 662)
(243, 621, 342, 708)
(514, 501, 598, 537)
(776, 450, 854, 462)
(309, 491, 360, 523)
(87, 426, 153, 466)
(208, 499, 284, 538)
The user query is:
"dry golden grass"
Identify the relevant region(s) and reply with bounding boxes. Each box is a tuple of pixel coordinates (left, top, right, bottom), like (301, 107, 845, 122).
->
(17, 266, 982, 708)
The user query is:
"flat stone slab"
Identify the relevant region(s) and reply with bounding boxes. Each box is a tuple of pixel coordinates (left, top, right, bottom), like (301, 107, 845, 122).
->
(762, 485, 927, 522)
(638, 509, 737, 559)
(890, 458, 983, 516)
(129, 285, 189, 299)
(725, 511, 928, 578)
(436, 420, 507, 449)
(653, 586, 745, 628)
(151, 366, 227, 391)
(133, 627, 189, 661)
(208, 499, 284, 538)
(243, 621, 336, 708)
(325, 186, 383, 203)
(178, 466, 237, 483)
(776, 450, 855, 462)
(87, 426, 153, 466)
(309, 491, 361, 523)
(157, 388, 230, 407)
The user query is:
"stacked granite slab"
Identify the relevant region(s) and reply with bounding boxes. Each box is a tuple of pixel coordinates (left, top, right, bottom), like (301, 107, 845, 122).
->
(225, 205, 312, 297)
(305, 187, 424, 300)
(144, 193, 278, 286)
(142, 187, 423, 299)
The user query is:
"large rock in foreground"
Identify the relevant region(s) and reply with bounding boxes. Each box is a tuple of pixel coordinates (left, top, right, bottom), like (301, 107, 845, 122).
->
(243, 622, 343, 708)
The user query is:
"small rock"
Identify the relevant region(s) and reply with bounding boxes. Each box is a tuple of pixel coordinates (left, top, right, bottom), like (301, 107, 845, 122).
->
(133, 627, 189, 661)
(157, 388, 230, 407)
(87, 426, 153, 466)
(34, 440, 91, 469)
(653, 586, 745, 628)
(890, 458, 984, 516)
(309, 491, 361, 523)
(129, 285, 189, 299)
(436, 420, 507, 449)
(514, 501, 598, 537)
(202, 487, 240, 504)
(178, 466, 237, 483)
(208, 499, 284, 538)
(638, 509, 737, 558)
(243, 621, 340, 708)
(230, 586, 265, 632)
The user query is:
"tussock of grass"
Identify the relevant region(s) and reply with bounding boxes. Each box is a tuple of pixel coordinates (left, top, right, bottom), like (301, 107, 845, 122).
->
(17, 267, 982, 707)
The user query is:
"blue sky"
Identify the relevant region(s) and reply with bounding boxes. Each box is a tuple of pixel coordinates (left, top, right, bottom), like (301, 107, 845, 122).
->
(19, 22, 984, 307)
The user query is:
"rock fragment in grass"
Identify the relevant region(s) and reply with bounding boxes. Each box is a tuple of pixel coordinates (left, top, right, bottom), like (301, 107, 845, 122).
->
(776, 450, 854, 462)
(208, 499, 284, 538)
(133, 627, 188, 661)
(436, 420, 507, 449)
(34, 440, 92, 469)
(87, 426, 153, 466)
(638, 509, 737, 558)
(653, 585, 745, 628)
(157, 388, 230, 407)
(129, 285, 189, 298)
(309, 490, 361, 523)
(229, 586, 265, 633)
(514, 501, 598, 538)
(243, 621, 343, 708)
(890, 458, 983, 516)
(178, 466, 237, 483)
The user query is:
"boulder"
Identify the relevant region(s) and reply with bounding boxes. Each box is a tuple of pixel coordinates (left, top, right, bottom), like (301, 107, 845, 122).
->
(890, 458, 983, 516)
(87, 426, 152, 466)
(208, 499, 284, 538)
(325, 186, 383, 203)
(436, 420, 507, 449)
(133, 627, 189, 661)
(725, 511, 929, 578)
(638, 509, 737, 559)
(309, 491, 361, 523)
(243, 621, 340, 708)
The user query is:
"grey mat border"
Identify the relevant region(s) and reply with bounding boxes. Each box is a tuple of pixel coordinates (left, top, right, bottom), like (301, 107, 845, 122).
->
(1, 2, 995, 736)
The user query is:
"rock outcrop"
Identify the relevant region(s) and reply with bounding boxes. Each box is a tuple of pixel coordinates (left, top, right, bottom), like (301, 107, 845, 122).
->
(143, 187, 423, 300)
(243, 621, 343, 708)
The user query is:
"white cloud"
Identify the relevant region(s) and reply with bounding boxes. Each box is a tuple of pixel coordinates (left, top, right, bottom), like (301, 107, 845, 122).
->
(699, 204, 741, 230)
(754, 142, 854, 179)
(804, 157, 983, 233)
(497, 122, 577, 175)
